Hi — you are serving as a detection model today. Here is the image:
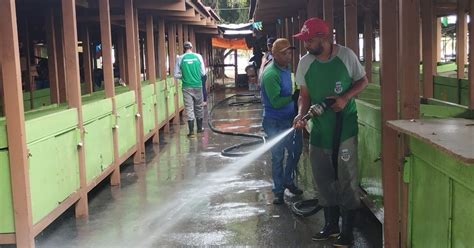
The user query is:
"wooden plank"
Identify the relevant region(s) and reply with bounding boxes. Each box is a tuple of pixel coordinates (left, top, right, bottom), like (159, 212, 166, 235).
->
(456, 0, 467, 79)
(470, 0, 474, 109)
(134, 7, 145, 164)
(307, 0, 321, 18)
(146, 16, 160, 144)
(364, 10, 373, 84)
(323, 0, 333, 35)
(344, 0, 358, 56)
(140, 8, 195, 18)
(177, 24, 184, 55)
(118, 145, 138, 166)
(135, 0, 185, 11)
(0, 0, 34, 247)
(32, 192, 79, 236)
(62, 0, 89, 218)
(183, 24, 189, 42)
(387, 119, 474, 163)
(81, 26, 93, 94)
(45, 10, 60, 104)
(117, 29, 127, 82)
(380, 0, 400, 247)
(55, 11, 67, 103)
(168, 23, 179, 125)
(421, 0, 434, 97)
(158, 19, 166, 79)
(0, 234, 16, 244)
(436, 18, 441, 63)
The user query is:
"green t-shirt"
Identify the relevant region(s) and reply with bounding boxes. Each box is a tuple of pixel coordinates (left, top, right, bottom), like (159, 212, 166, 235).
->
(174, 52, 205, 88)
(295, 45, 366, 149)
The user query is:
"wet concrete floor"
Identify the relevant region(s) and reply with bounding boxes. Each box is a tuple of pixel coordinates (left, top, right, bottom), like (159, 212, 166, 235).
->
(30, 88, 382, 247)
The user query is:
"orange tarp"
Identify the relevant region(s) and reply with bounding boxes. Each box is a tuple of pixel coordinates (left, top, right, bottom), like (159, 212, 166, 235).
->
(211, 37, 250, 50)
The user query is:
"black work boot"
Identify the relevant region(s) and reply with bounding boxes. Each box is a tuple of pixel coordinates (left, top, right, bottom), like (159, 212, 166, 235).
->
(196, 118, 204, 133)
(272, 192, 284, 205)
(312, 207, 340, 241)
(187, 120, 195, 138)
(333, 209, 356, 247)
(284, 184, 303, 195)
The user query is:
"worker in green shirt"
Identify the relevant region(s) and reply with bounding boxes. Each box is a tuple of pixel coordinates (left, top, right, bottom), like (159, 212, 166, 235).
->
(293, 18, 368, 247)
(174, 41, 206, 138)
(261, 38, 303, 205)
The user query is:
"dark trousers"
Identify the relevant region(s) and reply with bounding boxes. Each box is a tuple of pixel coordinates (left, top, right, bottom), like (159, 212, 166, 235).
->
(201, 75, 208, 102)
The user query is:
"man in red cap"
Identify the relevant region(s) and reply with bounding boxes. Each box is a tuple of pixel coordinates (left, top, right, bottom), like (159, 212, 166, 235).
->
(293, 17, 368, 247)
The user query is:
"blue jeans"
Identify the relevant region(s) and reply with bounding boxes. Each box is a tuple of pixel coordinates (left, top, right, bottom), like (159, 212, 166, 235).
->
(262, 117, 303, 194)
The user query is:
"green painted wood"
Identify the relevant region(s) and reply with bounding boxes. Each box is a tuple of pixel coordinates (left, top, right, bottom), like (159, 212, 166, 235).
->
(0, 151, 14, 233)
(84, 115, 115, 183)
(115, 90, 135, 109)
(142, 95, 156, 136)
(178, 80, 184, 109)
(409, 155, 450, 247)
(116, 103, 137, 156)
(141, 82, 154, 99)
(355, 100, 381, 130)
(156, 81, 167, 125)
(167, 78, 176, 119)
(0, 117, 7, 149)
(452, 182, 474, 248)
(28, 129, 80, 224)
(82, 98, 113, 124)
(24, 108, 77, 145)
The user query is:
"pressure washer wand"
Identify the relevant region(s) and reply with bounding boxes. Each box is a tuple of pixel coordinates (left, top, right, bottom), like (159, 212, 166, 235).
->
(302, 98, 336, 120)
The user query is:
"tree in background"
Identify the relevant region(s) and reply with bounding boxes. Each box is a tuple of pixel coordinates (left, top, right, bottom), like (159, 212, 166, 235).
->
(202, 0, 249, 24)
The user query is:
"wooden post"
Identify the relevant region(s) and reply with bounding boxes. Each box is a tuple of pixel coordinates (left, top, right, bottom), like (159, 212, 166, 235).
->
(177, 24, 183, 55)
(23, 18, 35, 110)
(0, 0, 34, 246)
(380, 0, 400, 247)
(456, 0, 467, 79)
(345, 0, 358, 56)
(298, 10, 306, 56)
(421, 0, 434, 98)
(99, 0, 121, 185)
(158, 19, 169, 133)
(323, 0, 333, 36)
(168, 23, 179, 125)
(234, 49, 238, 84)
(81, 26, 93, 94)
(55, 12, 67, 103)
(62, 0, 88, 218)
(399, 0, 421, 246)
(436, 18, 442, 63)
(134, 8, 145, 163)
(146, 16, 160, 144)
(124, 0, 144, 163)
(364, 10, 373, 84)
(190, 26, 196, 49)
(469, 0, 474, 109)
(46, 10, 59, 104)
(183, 25, 189, 42)
(117, 30, 127, 82)
(336, 16, 345, 45)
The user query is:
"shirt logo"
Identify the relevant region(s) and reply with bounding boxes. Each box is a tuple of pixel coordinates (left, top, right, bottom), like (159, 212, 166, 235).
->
(334, 81, 343, 94)
(341, 148, 351, 162)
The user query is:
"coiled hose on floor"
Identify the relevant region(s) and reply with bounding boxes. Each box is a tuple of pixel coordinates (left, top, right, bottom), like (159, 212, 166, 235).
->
(208, 93, 266, 157)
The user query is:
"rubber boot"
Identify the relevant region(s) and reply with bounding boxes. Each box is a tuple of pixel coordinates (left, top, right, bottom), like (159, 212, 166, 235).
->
(333, 209, 356, 247)
(187, 120, 195, 138)
(196, 118, 204, 133)
(312, 207, 340, 241)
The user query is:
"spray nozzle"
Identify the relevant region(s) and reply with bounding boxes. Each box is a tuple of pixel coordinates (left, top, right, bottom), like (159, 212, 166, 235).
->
(302, 98, 336, 120)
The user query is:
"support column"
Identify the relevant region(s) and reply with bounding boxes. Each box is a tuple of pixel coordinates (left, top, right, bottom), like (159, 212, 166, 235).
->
(177, 24, 183, 55)
(158, 18, 169, 133)
(62, 0, 88, 218)
(46, 10, 59, 104)
(380, 0, 400, 247)
(336, 16, 345, 45)
(307, 0, 322, 18)
(344, 0, 358, 56)
(421, 0, 435, 97)
(117, 30, 127, 82)
(134, 8, 145, 163)
(145, 16, 160, 144)
(183, 24, 189, 42)
(469, 0, 474, 109)
(436, 18, 442, 63)
(399, 0, 421, 247)
(81, 26, 93, 94)
(124, 0, 144, 163)
(24, 18, 34, 110)
(99, 0, 120, 185)
(364, 10, 373, 84)
(323, 0, 333, 37)
(55, 12, 67, 103)
(168, 23, 179, 125)
(456, 0, 467, 79)
(0, 1, 34, 246)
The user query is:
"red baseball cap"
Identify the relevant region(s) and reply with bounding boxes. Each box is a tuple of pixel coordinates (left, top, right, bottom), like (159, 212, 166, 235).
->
(293, 18, 330, 41)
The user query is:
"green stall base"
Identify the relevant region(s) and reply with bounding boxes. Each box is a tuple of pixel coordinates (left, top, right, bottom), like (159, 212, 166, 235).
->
(141, 82, 157, 137)
(115, 90, 137, 156)
(459, 79, 469, 106)
(0, 150, 14, 233)
(82, 98, 115, 183)
(25, 107, 81, 224)
(0, 117, 7, 149)
(433, 76, 461, 104)
(406, 137, 474, 247)
(155, 80, 168, 126)
(166, 77, 176, 120)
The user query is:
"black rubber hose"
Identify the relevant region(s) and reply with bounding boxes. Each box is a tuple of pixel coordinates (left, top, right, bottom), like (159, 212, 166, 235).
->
(291, 199, 323, 217)
(208, 93, 266, 157)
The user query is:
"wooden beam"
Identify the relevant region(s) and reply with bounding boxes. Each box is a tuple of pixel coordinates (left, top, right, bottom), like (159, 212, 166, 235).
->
(345, 0, 358, 56)
(323, 0, 333, 35)
(399, 0, 421, 246)
(135, 0, 185, 11)
(364, 10, 373, 84)
(0, 234, 16, 244)
(62, 0, 89, 218)
(421, 0, 435, 97)
(380, 0, 400, 247)
(140, 8, 195, 18)
(183, 24, 189, 42)
(134, 7, 145, 163)
(80, 26, 93, 94)
(469, 0, 474, 109)
(0, 0, 34, 246)
(193, 28, 218, 35)
(456, 0, 467, 79)
(436, 18, 442, 63)
(46, 10, 59, 104)
(77, 15, 124, 22)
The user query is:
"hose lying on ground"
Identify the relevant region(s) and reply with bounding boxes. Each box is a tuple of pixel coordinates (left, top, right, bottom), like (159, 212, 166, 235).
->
(208, 93, 266, 157)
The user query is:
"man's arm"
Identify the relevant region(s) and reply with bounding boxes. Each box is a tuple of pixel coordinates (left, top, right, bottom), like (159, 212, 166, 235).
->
(293, 85, 311, 128)
(263, 73, 292, 108)
(174, 55, 182, 79)
(327, 76, 368, 112)
(198, 54, 206, 76)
